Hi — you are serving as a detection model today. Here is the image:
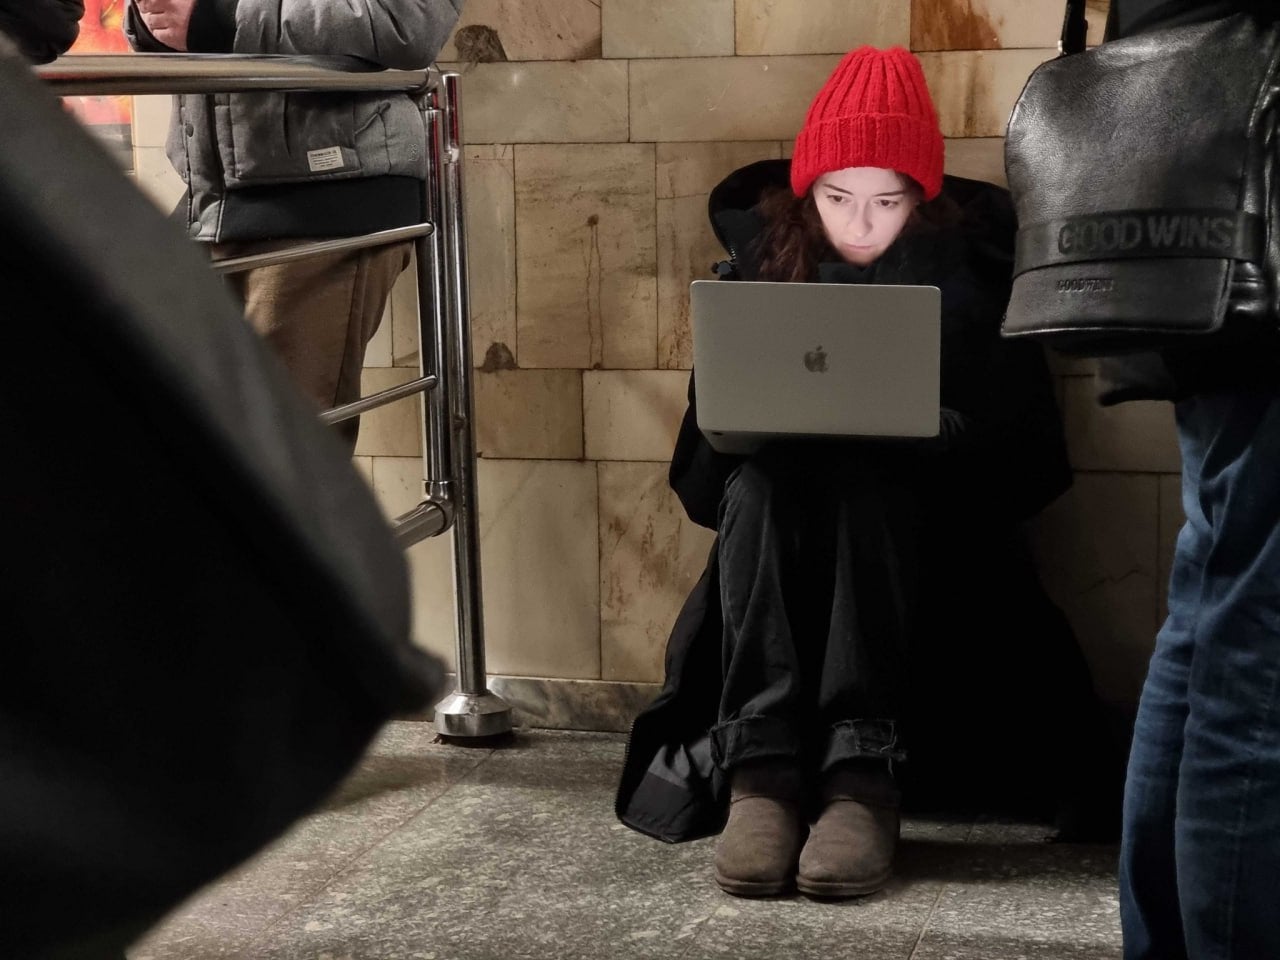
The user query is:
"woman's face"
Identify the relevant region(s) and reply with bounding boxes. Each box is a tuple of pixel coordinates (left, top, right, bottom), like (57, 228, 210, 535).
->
(812, 167, 918, 267)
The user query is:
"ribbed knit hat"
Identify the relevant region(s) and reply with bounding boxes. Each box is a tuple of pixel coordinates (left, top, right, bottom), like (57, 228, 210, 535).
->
(790, 46, 944, 200)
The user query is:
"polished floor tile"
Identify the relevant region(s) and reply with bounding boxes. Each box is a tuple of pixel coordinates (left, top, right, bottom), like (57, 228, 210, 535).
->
(129, 726, 1122, 960)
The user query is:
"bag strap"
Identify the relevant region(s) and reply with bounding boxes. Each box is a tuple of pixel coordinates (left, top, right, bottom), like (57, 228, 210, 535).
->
(1060, 0, 1088, 55)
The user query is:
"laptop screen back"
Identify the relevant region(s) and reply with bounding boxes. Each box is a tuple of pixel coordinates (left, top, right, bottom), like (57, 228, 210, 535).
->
(690, 280, 941, 454)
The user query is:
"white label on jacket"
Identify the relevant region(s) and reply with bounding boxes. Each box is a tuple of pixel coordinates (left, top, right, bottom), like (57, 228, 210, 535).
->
(307, 147, 344, 172)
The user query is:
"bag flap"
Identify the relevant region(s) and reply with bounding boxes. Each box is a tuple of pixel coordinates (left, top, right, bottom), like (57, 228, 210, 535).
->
(1005, 14, 1277, 245)
(1002, 14, 1280, 349)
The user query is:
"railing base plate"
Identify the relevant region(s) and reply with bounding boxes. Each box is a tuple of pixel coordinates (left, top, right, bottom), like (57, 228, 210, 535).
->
(433, 690, 513, 739)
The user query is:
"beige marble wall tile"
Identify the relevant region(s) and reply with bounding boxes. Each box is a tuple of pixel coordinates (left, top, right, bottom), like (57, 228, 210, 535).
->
(132, 146, 186, 214)
(405, 532, 458, 665)
(631, 56, 842, 143)
(918, 49, 1055, 138)
(474, 369, 583, 459)
(657, 141, 783, 200)
(353, 456, 375, 488)
(516, 144, 657, 370)
(584, 370, 689, 461)
(353, 368, 424, 458)
(463, 145, 518, 367)
(655, 143, 783, 369)
(370, 457, 456, 663)
(1063, 378, 1181, 472)
(658, 197, 727, 371)
(476, 460, 601, 679)
(450, 62, 629, 145)
(944, 137, 1006, 186)
(132, 95, 170, 149)
(390, 147, 516, 370)
(604, 0, 734, 58)
(440, 0, 601, 62)
(390, 249, 421, 368)
(913, 0, 1109, 51)
(363, 301, 394, 368)
(1158, 473, 1184, 622)
(1029, 473, 1160, 704)
(737, 0, 910, 55)
(599, 462, 717, 683)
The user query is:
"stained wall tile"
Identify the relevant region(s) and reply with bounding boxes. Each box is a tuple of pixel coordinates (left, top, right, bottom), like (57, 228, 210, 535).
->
(631, 56, 842, 143)
(912, 0, 1110, 51)
(476, 460, 601, 679)
(389, 148, 518, 371)
(448, 61, 629, 144)
(1029, 474, 1160, 704)
(389, 250, 421, 368)
(352, 368, 424, 458)
(440, 0, 601, 62)
(583, 370, 689, 461)
(656, 142, 783, 370)
(364, 300, 394, 368)
(603, 0, 735, 58)
(463, 145, 518, 367)
(516, 144, 657, 370)
(352, 456, 375, 488)
(918, 49, 1055, 138)
(380, 458, 602, 676)
(473, 369, 583, 459)
(599, 462, 717, 682)
(1063, 378, 1181, 472)
(657, 141, 784, 200)
(944, 137, 1006, 186)
(371, 457, 455, 664)
(736, 0, 910, 55)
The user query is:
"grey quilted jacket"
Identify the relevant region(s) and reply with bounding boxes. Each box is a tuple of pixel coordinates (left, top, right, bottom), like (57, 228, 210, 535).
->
(125, 0, 463, 242)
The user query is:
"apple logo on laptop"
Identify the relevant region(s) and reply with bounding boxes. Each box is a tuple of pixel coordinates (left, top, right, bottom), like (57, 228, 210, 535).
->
(803, 345, 828, 373)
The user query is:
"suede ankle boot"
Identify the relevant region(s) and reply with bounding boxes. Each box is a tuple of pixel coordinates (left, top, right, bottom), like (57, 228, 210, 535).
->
(796, 760, 900, 898)
(713, 760, 806, 897)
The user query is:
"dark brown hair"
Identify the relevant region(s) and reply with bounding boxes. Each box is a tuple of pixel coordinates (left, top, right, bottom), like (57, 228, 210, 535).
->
(751, 176, 959, 282)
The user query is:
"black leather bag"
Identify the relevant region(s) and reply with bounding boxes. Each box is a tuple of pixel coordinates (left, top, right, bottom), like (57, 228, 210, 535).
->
(1001, 2, 1280, 356)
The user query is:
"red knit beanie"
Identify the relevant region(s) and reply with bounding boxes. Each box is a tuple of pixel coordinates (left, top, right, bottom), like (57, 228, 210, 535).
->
(790, 46, 944, 200)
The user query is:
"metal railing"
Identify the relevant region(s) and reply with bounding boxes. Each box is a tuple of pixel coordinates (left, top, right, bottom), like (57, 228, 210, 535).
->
(37, 53, 512, 739)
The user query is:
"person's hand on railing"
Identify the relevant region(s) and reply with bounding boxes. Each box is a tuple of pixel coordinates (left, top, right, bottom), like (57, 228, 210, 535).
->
(130, 0, 195, 51)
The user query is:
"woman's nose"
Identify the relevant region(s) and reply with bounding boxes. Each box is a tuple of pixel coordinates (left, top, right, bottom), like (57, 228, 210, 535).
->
(853, 206, 873, 237)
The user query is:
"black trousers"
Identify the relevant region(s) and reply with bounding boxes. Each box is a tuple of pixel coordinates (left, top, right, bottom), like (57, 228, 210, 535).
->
(709, 451, 926, 774)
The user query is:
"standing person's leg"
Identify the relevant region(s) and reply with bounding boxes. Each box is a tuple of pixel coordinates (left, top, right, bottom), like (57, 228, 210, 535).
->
(1169, 392, 1280, 960)
(1119, 406, 1210, 960)
(215, 240, 413, 450)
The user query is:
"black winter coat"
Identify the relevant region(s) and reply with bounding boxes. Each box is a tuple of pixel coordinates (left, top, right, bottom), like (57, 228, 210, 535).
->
(616, 160, 1122, 844)
(0, 0, 82, 63)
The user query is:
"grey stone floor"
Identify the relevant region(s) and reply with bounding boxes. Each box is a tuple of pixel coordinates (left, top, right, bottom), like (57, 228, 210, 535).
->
(127, 724, 1122, 960)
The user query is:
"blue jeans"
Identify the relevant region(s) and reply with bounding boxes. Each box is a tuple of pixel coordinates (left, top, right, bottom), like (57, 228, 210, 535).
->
(1120, 391, 1280, 960)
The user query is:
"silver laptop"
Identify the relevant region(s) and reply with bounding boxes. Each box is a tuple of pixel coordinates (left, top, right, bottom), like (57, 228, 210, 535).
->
(690, 280, 941, 454)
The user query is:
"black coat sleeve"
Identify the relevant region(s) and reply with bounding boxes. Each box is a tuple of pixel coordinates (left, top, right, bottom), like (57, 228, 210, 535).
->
(945, 334, 1073, 524)
(0, 0, 83, 63)
(921, 181, 1073, 523)
(669, 371, 745, 530)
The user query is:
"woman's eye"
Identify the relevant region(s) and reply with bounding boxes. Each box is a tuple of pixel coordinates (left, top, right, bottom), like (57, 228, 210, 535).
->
(826, 194, 845, 204)
(876, 198, 900, 209)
